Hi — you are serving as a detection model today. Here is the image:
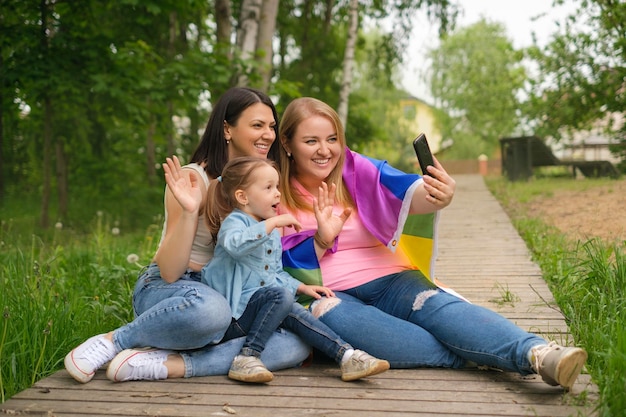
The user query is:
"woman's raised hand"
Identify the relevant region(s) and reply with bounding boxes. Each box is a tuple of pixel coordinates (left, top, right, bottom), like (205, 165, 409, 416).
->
(163, 156, 203, 214)
(313, 182, 352, 245)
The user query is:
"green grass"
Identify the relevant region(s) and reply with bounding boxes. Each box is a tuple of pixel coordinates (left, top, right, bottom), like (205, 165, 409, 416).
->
(487, 176, 626, 417)
(488, 282, 521, 307)
(0, 208, 162, 402)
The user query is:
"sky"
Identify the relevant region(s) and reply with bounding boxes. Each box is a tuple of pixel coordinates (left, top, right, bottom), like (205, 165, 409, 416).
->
(400, 0, 577, 101)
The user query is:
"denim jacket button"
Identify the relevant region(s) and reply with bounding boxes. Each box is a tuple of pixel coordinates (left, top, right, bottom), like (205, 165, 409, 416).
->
(264, 265, 269, 270)
(267, 249, 272, 254)
(260, 280, 265, 286)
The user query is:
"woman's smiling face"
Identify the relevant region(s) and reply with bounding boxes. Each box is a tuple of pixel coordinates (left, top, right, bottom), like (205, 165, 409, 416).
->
(226, 102, 277, 159)
(287, 115, 341, 190)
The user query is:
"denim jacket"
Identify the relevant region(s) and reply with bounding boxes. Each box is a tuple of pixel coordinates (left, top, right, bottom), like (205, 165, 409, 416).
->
(201, 209, 301, 319)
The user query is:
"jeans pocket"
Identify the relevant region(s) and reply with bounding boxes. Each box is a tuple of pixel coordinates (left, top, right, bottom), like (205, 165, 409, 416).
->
(132, 267, 160, 316)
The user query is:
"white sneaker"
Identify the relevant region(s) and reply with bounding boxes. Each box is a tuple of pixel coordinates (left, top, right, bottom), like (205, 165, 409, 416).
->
(340, 350, 390, 381)
(106, 348, 172, 382)
(531, 342, 587, 390)
(64, 334, 119, 383)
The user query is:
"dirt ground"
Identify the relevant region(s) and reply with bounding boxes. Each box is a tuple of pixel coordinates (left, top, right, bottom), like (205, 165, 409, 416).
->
(525, 179, 626, 244)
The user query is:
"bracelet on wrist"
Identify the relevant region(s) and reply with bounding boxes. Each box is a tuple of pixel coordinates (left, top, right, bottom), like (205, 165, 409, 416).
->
(314, 232, 333, 250)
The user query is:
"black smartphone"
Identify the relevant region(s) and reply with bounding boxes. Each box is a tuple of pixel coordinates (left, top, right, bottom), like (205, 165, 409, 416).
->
(413, 133, 434, 175)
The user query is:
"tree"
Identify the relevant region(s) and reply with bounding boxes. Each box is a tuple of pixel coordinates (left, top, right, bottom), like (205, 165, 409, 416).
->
(2, 0, 219, 228)
(426, 18, 526, 159)
(257, 0, 280, 91)
(337, 0, 359, 126)
(523, 0, 626, 171)
(1, 0, 462, 230)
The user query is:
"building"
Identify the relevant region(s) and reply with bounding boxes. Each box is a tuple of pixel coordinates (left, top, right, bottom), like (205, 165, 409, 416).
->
(398, 95, 443, 153)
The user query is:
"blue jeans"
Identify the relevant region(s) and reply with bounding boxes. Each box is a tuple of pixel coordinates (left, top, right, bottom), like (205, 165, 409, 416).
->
(112, 264, 310, 377)
(314, 270, 546, 374)
(223, 286, 351, 363)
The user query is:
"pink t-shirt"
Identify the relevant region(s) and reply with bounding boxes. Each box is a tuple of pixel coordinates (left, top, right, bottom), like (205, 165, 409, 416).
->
(281, 182, 413, 291)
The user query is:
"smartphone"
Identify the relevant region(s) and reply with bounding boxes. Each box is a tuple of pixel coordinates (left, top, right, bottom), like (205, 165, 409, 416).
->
(413, 133, 434, 175)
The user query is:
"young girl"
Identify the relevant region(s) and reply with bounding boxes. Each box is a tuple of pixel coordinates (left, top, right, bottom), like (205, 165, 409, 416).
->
(201, 157, 389, 383)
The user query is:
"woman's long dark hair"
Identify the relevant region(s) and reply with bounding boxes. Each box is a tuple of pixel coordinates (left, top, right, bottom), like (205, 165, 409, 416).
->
(190, 87, 280, 178)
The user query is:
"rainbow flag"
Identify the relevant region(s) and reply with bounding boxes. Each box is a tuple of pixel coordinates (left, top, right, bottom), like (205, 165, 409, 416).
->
(282, 231, 323, 288)
(282, 148, 438, 285)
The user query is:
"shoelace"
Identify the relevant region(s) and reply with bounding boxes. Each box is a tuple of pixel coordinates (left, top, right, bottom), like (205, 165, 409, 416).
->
(82, 338, 116, 369)
(532, 341, 558, 372)
(125, 350, 169, 380)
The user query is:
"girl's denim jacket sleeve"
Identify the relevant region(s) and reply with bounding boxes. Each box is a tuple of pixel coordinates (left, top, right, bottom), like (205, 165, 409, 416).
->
(202, 209, 301, 319)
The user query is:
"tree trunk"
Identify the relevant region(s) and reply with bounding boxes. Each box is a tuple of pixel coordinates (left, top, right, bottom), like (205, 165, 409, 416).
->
(237, 0, 262, 86)
(40, 96, 52, 229)
(256, 0, 279, 92)
(0, 53, 4, 203)
(55, 139, 68, 220)
(146, 112, 157, 187)
(167, 100, 175, 157)
(215, 0, 232, 51)
(213, 0, 233, 99)
(337, 0, 358, 127)
(167, 12, 176, 157)
(300, 0, 313, 51)
(39, 0, 52, 228)
(323, 0, 334, 35)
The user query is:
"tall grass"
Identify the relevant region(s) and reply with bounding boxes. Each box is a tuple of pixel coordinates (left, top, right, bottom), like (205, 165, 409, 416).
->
(0, 210, 161, 402)
(487, 176, 626, 417)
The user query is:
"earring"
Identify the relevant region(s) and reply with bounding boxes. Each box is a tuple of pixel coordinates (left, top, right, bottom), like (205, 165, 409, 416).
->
(287, 152, 291, 158)
(226, 139, 230, 145)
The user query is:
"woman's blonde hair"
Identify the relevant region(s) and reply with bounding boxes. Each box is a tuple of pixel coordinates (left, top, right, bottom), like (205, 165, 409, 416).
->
(278, 97, 353, 211)
(205, 157, 279, 239)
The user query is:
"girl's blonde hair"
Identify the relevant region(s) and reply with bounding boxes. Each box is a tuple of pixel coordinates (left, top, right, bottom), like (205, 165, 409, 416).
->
(278, 97, 354, 211)
(205, 157, 279, 239)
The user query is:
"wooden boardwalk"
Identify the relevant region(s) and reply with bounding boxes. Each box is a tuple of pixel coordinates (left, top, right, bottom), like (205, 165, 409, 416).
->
(1, 175, 597, 417)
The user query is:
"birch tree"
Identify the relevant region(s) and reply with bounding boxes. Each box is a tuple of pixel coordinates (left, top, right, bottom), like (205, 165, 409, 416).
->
(237, 0, 262, 86)
(337, 0, 359, 127)
(257, 0, 279, 91)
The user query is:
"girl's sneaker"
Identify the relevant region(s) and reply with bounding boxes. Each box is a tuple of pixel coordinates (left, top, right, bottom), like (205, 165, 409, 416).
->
(341, 350, 390, 381)
(228, 355, 274, 383)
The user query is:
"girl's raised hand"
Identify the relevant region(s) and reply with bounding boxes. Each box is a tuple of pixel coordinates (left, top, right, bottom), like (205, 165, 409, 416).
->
(163, 156, 203, 214)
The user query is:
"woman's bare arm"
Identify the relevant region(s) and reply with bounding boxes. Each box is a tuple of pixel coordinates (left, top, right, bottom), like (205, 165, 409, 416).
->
(154, 156, 206, 282)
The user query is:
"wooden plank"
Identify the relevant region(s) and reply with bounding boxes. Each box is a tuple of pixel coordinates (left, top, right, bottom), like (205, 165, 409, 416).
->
(3, 368, 595, 417)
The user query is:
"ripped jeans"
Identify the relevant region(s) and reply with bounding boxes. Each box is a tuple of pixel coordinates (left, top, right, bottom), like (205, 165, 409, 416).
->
(310, 270, 546, 374)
